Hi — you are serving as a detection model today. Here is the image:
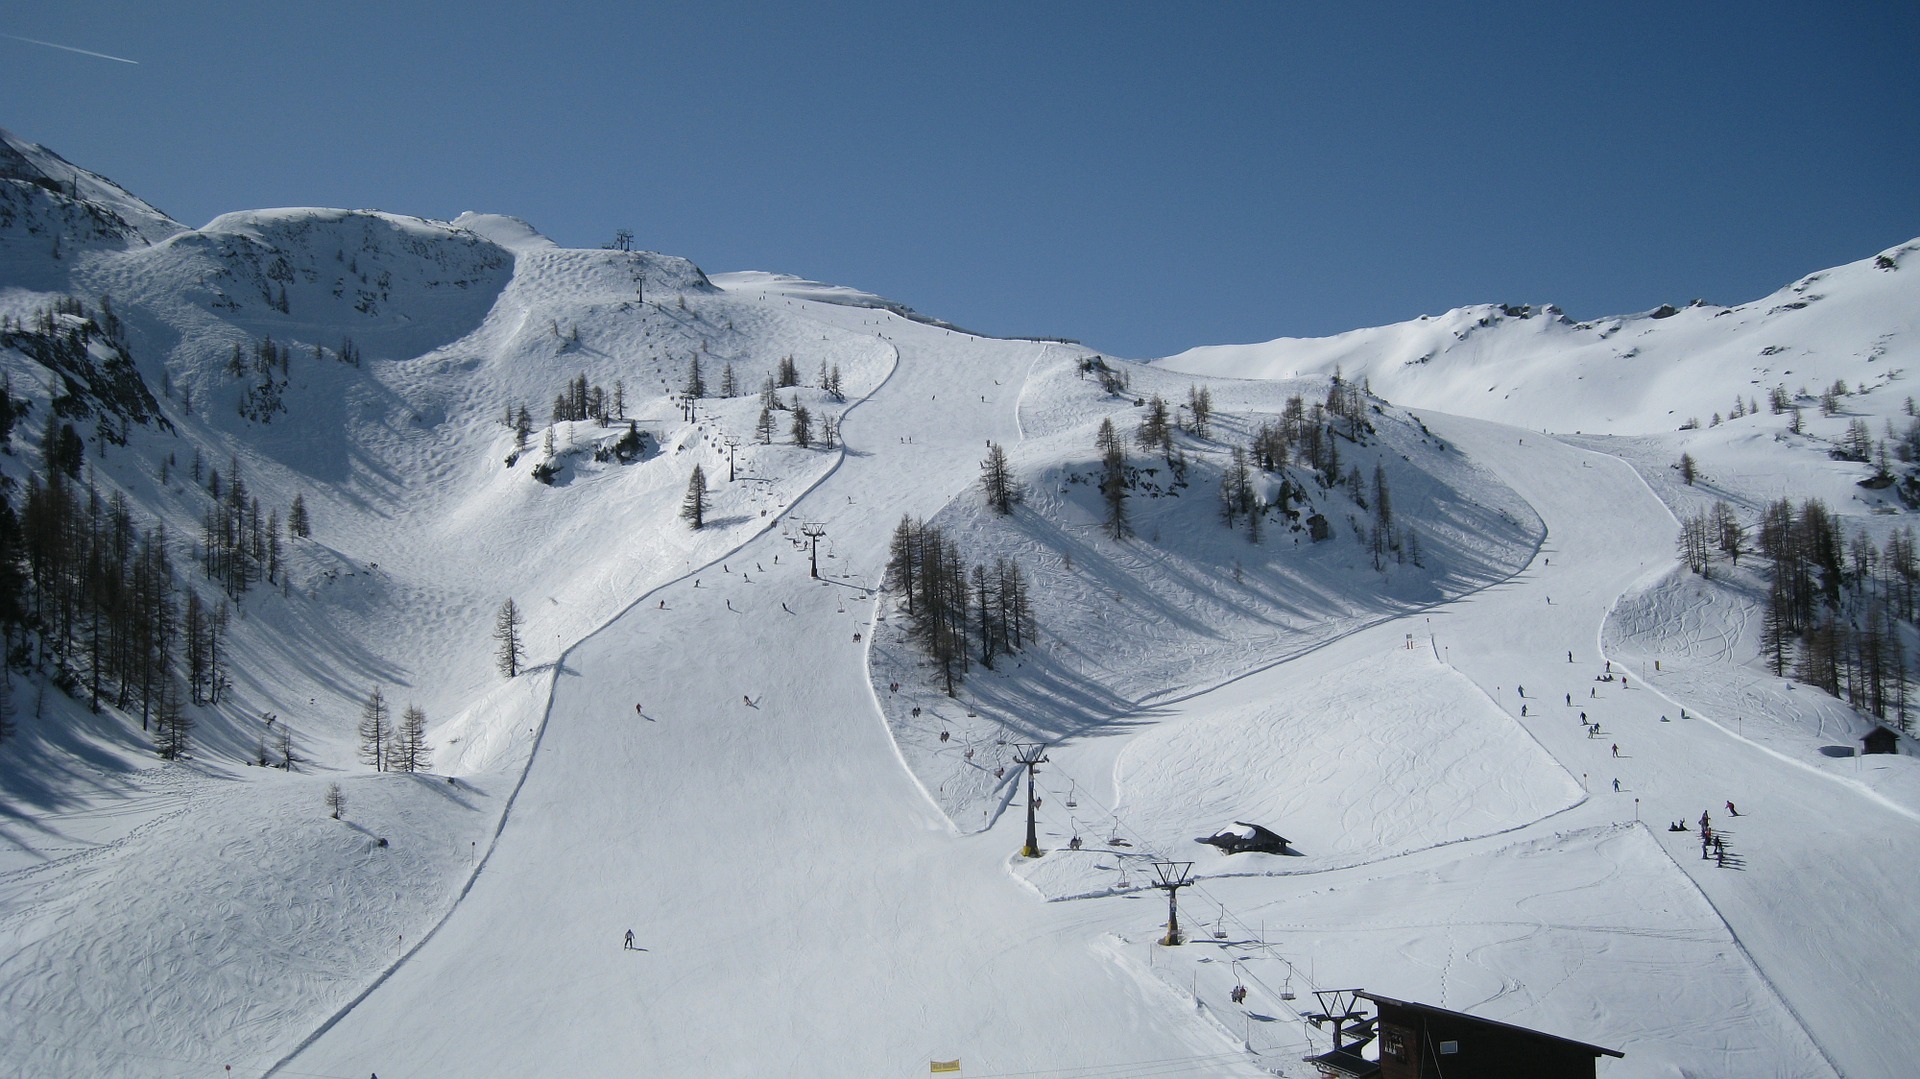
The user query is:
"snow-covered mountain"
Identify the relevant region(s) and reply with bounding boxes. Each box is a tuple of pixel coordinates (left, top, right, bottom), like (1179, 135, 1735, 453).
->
(3, 129, 1918, 1078)
(1166, 239, 1920, 440)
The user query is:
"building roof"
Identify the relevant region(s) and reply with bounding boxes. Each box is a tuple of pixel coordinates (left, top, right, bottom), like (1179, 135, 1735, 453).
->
(1358, 993, 1624, 1059)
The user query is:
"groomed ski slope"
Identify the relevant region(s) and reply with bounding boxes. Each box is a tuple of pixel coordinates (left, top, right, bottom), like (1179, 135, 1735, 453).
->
(277, 305, 1268, 1077)
(276, 295, 1915, 1078)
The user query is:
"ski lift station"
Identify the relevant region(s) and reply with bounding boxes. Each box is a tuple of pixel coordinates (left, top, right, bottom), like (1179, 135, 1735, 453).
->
(1306, 991, 1622, 1079)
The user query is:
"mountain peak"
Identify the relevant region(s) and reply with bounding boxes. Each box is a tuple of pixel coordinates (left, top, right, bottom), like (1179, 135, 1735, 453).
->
(0, 126, 184, 246)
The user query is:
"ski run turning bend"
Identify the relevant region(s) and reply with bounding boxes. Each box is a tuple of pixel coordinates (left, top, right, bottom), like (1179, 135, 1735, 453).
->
(265, 288, 1919, 1079)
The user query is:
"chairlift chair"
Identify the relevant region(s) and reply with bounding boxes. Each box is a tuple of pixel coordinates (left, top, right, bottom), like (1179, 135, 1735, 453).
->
(1066, 781, 1078, 808)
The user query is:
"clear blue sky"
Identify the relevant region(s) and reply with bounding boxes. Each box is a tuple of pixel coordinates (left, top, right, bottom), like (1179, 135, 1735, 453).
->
(5, 2, 1915, 358)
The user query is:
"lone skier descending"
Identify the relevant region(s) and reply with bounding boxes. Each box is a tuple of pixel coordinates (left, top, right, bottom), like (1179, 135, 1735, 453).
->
(624, 929, 635, 950)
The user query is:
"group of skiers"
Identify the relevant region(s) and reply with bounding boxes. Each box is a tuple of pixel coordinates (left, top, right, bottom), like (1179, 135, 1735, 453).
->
(1539, 660, 1750, 869)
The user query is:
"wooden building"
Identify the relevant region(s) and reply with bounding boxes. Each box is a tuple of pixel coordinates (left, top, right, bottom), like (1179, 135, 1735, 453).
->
(1863, 724, 1900, 755)
(1364, 993, 1620, 1078)
(1307, 992, 1621, 1078)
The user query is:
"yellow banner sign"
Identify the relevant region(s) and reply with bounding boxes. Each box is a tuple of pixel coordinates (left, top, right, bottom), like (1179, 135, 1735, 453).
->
(930, 1061, 961, 1074)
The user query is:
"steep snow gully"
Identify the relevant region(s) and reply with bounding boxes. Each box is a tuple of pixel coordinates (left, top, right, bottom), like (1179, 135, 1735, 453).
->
(277, 314, 1909, 1077)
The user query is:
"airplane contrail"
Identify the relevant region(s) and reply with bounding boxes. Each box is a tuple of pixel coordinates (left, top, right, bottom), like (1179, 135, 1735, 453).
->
(1, 33, 138, 65)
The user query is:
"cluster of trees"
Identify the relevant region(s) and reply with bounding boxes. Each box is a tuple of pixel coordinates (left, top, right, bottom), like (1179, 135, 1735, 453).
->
(1115, 375, 1411, 565)
(754, 392, 836, 449)
(544, 374, 624, 427)
(228, 336, 290, 422)
(817, 361, 845, 402)
(356, 686, 431, 772)
(0, 392, 315, 759)
(200, 458, 287, 599)
(4, 464, 218, 755)
(885, 516, 1035, 695)
(685, 355, 840, 403)
(1687, 496, 1920, 728)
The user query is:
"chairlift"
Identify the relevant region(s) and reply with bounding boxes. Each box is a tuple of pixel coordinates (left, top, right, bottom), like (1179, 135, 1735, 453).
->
(1116, 865, 1131, 889)
(1065, 781, 1078, 808)
(1280, 972, 1297, 1002)
(995, 726, 1008, 746)
(1108, 819, 1131, 847)
(1212, 912, 1229, 940)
